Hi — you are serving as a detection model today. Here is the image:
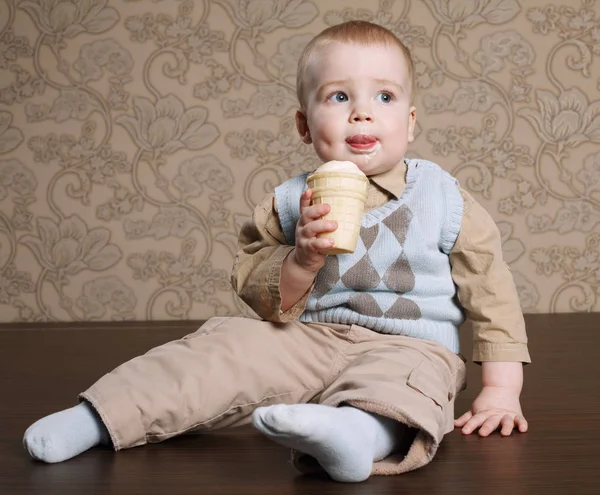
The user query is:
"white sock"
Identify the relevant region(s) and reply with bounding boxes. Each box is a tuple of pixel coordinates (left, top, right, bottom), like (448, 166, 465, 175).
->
(252, 404, 399, 482)
(23, 402, 110, 463)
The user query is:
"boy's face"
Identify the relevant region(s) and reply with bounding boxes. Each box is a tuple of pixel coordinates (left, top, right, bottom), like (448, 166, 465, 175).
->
(297, 42, 416, 176)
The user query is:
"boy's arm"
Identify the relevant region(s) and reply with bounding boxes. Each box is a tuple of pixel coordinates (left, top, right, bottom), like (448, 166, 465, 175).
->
(231, 193, 313, 322)
(449, 188, 530, 436)
(449, 189, 530, 365)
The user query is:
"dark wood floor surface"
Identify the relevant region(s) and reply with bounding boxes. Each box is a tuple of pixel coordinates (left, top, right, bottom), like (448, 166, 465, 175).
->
(1, 313, 598, 495)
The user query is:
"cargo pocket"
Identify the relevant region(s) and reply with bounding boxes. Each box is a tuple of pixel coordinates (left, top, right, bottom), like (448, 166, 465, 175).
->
(407, 360, 453, 408)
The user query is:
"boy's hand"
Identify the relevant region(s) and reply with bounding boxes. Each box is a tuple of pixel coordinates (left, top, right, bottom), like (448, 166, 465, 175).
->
(455, 385, 528, 437)
(292, 188, 338, 273)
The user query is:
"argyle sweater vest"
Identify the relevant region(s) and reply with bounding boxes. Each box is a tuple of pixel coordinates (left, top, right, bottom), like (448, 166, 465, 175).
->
(274, 159, 465, 353)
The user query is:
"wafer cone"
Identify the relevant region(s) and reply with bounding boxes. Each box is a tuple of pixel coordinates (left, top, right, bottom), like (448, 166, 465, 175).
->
(306, 171, 369, 254)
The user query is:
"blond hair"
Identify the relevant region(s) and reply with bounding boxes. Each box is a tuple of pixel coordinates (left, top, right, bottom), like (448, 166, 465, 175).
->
(296, 20, 415, 108)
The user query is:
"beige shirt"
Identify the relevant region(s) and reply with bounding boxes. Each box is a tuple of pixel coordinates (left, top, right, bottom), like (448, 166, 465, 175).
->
(232, 161, 530, 364)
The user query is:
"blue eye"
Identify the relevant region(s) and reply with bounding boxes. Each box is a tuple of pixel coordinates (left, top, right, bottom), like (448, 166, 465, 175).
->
(329, 92, 348, 102)
(377, 92, 393, 103)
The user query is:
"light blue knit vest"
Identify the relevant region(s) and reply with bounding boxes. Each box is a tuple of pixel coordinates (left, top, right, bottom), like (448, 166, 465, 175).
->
(274, 159, 465, 353)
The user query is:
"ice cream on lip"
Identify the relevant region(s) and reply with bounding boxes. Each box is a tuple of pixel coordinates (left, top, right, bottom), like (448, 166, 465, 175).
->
(346, 134, 379, 152)
(346, 134, 377, 145)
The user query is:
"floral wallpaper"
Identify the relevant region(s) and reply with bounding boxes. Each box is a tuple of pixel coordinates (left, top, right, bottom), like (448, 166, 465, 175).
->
(1, 0, 599, 323)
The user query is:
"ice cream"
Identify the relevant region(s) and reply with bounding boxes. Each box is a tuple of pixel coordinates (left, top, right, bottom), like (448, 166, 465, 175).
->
(312, 160, 365, 173)
(306, 160, 369, 255)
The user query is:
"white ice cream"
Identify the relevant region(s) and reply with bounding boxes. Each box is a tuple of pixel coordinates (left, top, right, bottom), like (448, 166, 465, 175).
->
(315, 160, 366, 176)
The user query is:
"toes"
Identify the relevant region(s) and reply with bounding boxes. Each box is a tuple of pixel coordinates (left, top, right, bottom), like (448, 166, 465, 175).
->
(253, 405, 291, 434)
(252, 405, 311, 437)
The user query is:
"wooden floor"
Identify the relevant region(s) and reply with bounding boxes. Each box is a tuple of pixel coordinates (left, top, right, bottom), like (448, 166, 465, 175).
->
(1, 313, 598, 495)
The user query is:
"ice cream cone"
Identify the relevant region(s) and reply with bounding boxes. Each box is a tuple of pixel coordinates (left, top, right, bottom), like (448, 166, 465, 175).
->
(306, 169, 369, 254)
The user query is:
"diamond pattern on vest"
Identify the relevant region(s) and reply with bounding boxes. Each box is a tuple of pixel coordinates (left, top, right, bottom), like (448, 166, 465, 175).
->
(382, 254, 414, 294)
(383, 294, 420, 319)
(312, 256, 339, 299)
(382, 204, 412, 244)
(348, 293, 383, 317)
(341, 253, 380, 290)
(310, 203, 421, 320)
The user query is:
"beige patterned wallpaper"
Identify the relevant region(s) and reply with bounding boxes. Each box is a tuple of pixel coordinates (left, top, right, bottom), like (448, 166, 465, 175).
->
(1, 0, 599, 323)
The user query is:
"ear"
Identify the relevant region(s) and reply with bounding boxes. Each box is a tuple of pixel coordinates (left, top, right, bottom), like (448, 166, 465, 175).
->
(295, 109, 312, 144)
(407, 106, 417, 143)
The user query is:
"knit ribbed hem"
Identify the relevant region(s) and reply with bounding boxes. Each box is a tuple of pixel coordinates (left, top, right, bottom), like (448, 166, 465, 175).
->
(299, 309, 462, 354)
(439, 172, 463, 254)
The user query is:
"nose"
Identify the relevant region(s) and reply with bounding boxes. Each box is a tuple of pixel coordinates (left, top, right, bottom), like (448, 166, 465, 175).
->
(350, 110, 372, 123)
(349, 101, 373, 123)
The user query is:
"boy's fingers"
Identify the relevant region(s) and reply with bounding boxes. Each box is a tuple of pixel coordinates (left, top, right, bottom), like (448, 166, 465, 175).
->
(461, 413, 486, 434)
(299, 189, 312, 212)
(478, 415, 501, 437)
(302, 203, 330, 223)
(500, 415, 516, 436)
(299, 199, 331, 226)
(300, 219, 338, 239)
(516, 415, 528, 433)
(454, 410, 472, 427)
(310, 238, 335, 252)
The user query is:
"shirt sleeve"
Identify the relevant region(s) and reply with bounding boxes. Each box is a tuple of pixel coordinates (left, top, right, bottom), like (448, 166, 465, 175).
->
(230, 193, 312, 322)
(450, 188, 531, 364)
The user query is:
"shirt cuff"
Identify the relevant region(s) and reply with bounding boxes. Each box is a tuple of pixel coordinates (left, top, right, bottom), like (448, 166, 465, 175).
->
(472, 342, 531, 364)
(266, 246, 312, 323)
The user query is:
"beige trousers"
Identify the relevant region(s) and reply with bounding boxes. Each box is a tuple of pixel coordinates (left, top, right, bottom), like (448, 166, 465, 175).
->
(80, 316, 467, 476)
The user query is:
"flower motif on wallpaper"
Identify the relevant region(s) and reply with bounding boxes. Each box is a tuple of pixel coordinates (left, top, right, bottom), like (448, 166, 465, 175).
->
(577, 150, 600, 195)
(25, 88, 96, 123)
(19, 0, 118, 38)
(1, 159, 39, 233)
(412, 57, 443, 90)
(193, 60, 242, 101)
(116, 94, 219, 155)
(529, 233, 600, 311)
(185, 261, 230, 304)
(0, 264, 35, 305)
(473, 30, 535, 76)
(423, 81, 502, 114)
(0, 112, 23, 154)
(124, 206, 202, 240)
(172, 155, 234, 198)
(224, 129, 259, 160)
(422, 0, 520, 28)
(518, 88, 600, 149)
(526, 5, 560, 35)
(272, 33, 314, 79)
(73, 39, 133, 82)
(0, 30, 33, 69)
(0, 66, 45, 106)
(214, 0, 318, 37)
(0, 159, 37, 201)
(20, 215, 122, 283)
(223, 84, 296, 119)
(498, 177, 544, 216)
(76, 276, 136, 320)
(126, 239, 230, 318)
(531, 245, 563, 277)
(96, 182, 144, 222)
(527, 5, 598, 36)
(528, 199, 600, 235)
